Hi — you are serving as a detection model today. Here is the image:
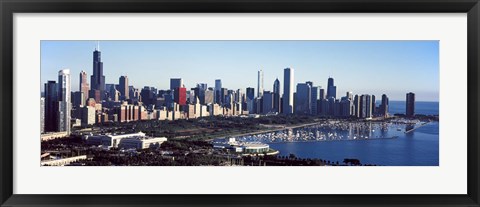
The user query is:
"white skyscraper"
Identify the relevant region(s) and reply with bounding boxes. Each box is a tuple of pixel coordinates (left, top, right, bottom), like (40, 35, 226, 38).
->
(57, 69, 71, 135)
(257, 70, 264, 98)
(236, 88, 243, 103)
(282, 68, 294, 114)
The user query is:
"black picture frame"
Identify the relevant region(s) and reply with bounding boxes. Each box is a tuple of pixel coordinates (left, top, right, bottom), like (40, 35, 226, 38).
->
(1, 0, 479, 206)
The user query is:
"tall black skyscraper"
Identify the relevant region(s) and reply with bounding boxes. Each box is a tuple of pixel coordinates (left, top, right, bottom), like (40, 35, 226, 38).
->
(44, 81, 58, 132)
(170, 78, 183, 90)
(406, 92, 415, 117)
(119, 76, 129, 100)
(371, 95, 376, 115)
(380, 94, 389, 117)
(319, 88, 325, 100)
(282, 68, 294, 114)
(327, 77, 336, 99)
(246, 87, 255, 113)
(353, 94, 360, 117)
(273, 78, 281, 113)
(90, 42, 105, 102)
(215, 79, 222, 104)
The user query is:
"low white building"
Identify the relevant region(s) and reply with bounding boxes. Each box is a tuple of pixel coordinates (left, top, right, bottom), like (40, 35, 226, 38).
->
(83, 132, 167, 149)
(212, 138, 269, 154)
(242, 142, 270, 154)
(119, 137, 168, 149)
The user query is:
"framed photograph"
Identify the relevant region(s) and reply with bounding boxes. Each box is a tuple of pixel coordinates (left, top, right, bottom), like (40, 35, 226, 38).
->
(1, 0, 479, 206)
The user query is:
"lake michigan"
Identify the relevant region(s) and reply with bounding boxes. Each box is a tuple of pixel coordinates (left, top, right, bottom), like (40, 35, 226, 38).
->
(244, 101, 439, 166)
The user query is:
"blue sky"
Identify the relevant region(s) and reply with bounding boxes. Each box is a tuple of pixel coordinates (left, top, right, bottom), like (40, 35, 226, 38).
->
(41, 40, 439, 101)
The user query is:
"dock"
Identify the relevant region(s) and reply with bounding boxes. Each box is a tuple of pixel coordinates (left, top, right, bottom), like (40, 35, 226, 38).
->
(405, 122, 430, 134)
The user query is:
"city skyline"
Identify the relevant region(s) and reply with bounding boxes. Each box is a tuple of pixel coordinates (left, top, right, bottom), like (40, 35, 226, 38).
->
(41, 40, 439, 101)
(40, 41, 440, 167)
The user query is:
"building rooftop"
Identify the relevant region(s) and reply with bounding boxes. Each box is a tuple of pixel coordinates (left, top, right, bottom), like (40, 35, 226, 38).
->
(239, 142, 269, 148)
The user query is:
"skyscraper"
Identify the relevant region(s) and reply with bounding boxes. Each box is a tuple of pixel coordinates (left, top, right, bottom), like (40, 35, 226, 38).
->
(320, 98, 331, 116)
(327, 77, 337, 99)
(257, 70, 264, 98)
(295, 83, 311, 115)
(221, 88, 228, 106)
(354, 94, 360, 117)
(406, 92, 415, 117)
(215, 79, 222, 90)
(215, 79, 222, 104)
(197, 83, 208, 91)
(311, 86, 319, 115)
(225, 92, 234, 109)
(273, 78, 281, 113)
(235, 89, 243, 103)
(81, 106, 96, 127)
(119, 76, 129, 100)
(246, 87, 255, 114)
(282, 68, 294, 114)
(58, 69, 71, 135)
(112, 89, 120, 102)
(227, 90, 236, 107)
(380, 94, 389, 117)
(340, 99, 353, 117)
(44, 80, 58, 132)
(71, 91, 85, 108)
(204, 88, 214, 105)
(365, 94, 373, 118)
(105, 84, 116, 101)
(192, 83, 207, 104)
(359, 95, 367, 118)
(170, 78, 184, 106)
(190, 87, 199, 104)
(79, 70, 89, 105)
(371, 95, 376, 115)
(129, 86, 141, 102)
(346, 91, 353, 101)
(319, 88, 325, 100)
(174, 87, 187, 106)
(262, 91, 274, 114)
(140, 86, 157, 106)
(356, 94, 373, 118)
(90, 43, 105, 101)
(170, 78, 183, 90)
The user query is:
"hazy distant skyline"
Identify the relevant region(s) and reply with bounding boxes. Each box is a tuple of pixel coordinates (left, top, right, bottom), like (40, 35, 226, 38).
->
(41, 40, 439, 101)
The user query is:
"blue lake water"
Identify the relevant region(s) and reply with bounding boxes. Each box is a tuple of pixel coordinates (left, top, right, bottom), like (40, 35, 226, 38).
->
(235, 101, 439, 166)
(268, 121, 439, 166)
(387, 101, 439, 116)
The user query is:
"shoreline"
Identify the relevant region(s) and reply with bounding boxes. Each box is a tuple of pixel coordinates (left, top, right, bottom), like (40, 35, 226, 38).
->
(205, 121, 326, 141)
(208, 119, 439, 141)
(265, 136, 399, 144)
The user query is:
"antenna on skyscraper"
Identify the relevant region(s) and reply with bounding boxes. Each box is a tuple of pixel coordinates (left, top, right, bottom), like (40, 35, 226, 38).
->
(97, 41, 100, 51)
